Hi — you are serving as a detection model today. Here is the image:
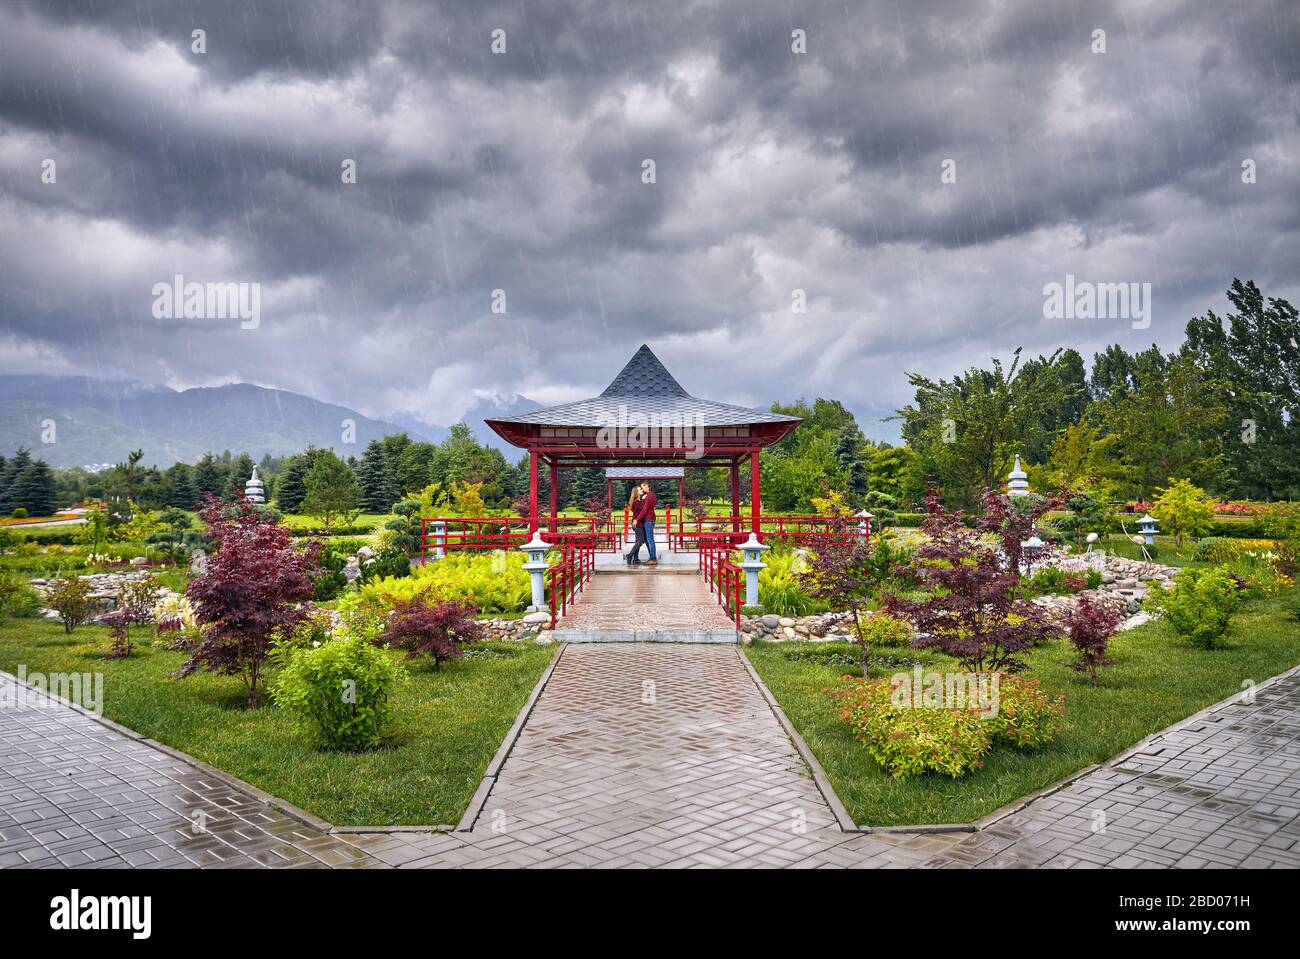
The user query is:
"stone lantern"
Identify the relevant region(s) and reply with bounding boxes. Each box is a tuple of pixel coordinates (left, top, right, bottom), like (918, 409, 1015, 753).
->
(1138, 513, 1158, 546)
(245, 466, 265, 505)
(856, 510, 873, 543)
(520, 532, 551, 612)
(1007, 454, 1029, 497)
(737, 533, 769, 608)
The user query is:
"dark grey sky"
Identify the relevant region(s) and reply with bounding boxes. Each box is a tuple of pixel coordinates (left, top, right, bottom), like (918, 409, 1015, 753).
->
(1, 0, 1296, 437)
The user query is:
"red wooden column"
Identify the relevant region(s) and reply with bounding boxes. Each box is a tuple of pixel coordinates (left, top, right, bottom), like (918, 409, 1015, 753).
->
(749, 446, 761, 536)
(548, 456, 559, 535)
(528, 449, 539, 534)
(678, 477, 684, 539)
(730, 459, 741, 533)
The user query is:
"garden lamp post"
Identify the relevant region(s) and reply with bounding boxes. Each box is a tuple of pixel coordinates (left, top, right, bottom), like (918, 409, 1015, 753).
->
(1020, 533, 1045, 576)
(520, 532, 551, 612)
(738, 532, 769, 609)
(856, 510, 872, 543)
(1138, 513, 1158, 546)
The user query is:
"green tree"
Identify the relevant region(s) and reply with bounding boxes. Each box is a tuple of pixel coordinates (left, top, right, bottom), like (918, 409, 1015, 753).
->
(162, 462, 200, 510)
(1150, 478, 1216, 545)
(193, 453, 226, 499)
(1092, 352, 1228, 498)
(896, 348, 1077, 508)
(1184, 279, 1300, 500)
(355, 440, 400, 512)
(0, 448, 34, 514)
(275, 447, 319, 512)
(9, 459, 57, 516)
(301, 450, 362, 532)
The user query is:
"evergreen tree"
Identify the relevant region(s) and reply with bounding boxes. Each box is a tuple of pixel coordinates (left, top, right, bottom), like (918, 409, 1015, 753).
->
(228, 453, 256, 500)
(163, 462, 200, 510)
(355, 440, 400, 512)
(834, 426, 870, 499)
(10, 459, 57, 516)
(275, 447, 318, 512)
(0, 448, 33, 513)
(301, 450, 362, 532)
(193, 453, 226, 499)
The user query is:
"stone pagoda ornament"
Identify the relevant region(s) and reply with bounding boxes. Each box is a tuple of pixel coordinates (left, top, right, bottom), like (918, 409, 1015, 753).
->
(1007, 454, 1029, 497)
(245, 466, 265, 504)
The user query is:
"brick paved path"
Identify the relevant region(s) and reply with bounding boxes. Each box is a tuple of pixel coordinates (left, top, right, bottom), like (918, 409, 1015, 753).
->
(3, 650, 1299, 868)
(556, 572, 736, 632)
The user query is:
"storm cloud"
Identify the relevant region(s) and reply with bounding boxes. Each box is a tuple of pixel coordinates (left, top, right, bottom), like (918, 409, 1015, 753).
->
(1, 0, 1296, 437)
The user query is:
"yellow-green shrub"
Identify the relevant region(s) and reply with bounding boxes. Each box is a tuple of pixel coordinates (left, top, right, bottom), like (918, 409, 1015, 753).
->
(359, 551, 532, 614)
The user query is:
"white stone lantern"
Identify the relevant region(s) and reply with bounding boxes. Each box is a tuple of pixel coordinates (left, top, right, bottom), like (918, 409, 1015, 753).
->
(1138, 514, 1158, 546)
(429, 519, 447, 560)
(520, 532, 551, 612)
(245, 466, 265, 504)
(1019, 533, 1045, 576)
(737, 533, 769, 609)
(856, 510, 873, 542)
(1007, 454, 1029, 498)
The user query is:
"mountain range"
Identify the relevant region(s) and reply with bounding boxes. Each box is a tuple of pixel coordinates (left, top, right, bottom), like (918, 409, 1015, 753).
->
(0, 373, 900, 470)
(0, 374, 444, 469)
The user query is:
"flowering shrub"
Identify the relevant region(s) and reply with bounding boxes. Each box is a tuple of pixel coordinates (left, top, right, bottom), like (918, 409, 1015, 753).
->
(153, 592, 198, 633)
(270, 636, 407, 751)
(835, 677, 991, 779)
(1143, 567, 1241, 649)
(984, 675, 1066, 748)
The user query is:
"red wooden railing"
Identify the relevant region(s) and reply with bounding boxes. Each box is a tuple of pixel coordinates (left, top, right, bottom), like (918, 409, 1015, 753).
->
(547, 538, 596, 629)
(420, 512, 867, 564)
(671, 514, 864, 550)
(698, 539, 743, 629)
(419, 516, 619, 563)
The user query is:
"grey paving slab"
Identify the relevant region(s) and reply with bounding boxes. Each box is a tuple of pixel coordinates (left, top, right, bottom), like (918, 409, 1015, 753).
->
(3, 655, 1299, 869)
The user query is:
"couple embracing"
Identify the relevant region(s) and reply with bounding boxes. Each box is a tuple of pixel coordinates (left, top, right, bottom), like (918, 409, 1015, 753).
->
(624, 482, 658, 566)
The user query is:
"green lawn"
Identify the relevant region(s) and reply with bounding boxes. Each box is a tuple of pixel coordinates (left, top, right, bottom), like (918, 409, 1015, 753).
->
(745, 590, 1300, 827)
(0, 618, 554, 826)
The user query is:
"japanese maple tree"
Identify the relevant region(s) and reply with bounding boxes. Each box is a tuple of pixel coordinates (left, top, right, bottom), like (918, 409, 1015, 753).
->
(885, 492, 1060, 672)
(976, 487, 1063, 576)
(180, 495, 319, 707)
(375, 590, 484, 668)
(1066, 596, 1122, 685)
(799, 520, 909, 673)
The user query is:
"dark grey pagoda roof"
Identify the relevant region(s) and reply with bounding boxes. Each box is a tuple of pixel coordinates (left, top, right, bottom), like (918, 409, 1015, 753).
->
(486, 345, 802, 428)
(605, 466, 685, 479)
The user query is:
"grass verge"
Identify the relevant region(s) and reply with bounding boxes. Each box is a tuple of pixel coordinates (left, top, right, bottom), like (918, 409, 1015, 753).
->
(744, 591, 1300, 826)
(0, 618, 554, 826)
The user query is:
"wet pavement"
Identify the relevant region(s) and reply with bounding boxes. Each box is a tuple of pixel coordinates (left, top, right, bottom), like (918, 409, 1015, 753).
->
(2, 649, 1298, 869)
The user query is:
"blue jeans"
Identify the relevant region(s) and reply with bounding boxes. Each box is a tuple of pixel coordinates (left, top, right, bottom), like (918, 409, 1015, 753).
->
(643, 521, 657, 560)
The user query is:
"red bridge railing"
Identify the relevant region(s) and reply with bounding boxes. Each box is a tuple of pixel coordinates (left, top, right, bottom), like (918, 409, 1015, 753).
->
(547, 539, 596, 629)
(671, 514, 863, 551)
(419, 516, 619, 563)
(698, 539, 743, 630)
